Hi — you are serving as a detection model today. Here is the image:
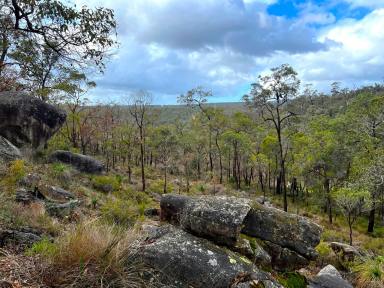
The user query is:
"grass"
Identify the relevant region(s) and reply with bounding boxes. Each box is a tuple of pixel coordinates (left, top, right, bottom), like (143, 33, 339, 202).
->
(0, 159, 27, 193)
(32, 220, 151, 288)
(277, 272, 307, 288)
(354, 256, 384, 288)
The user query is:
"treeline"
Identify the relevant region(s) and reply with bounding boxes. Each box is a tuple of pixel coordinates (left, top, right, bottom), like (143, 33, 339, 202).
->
(49, 65, 384, 243)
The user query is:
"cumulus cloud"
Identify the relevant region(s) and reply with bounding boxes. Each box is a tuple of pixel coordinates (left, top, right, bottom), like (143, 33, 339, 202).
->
(77, 0, 384, 103)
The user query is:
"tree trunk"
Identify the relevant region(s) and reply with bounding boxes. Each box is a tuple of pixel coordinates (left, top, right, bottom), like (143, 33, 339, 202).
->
(324, 178, 333, 224)
(163, 166, 167, 194)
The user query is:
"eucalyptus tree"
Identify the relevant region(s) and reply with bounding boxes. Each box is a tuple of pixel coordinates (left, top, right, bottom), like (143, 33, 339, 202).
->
(1, 0, 117, 98)
(128, 91, 153, 192)
(244, 64, 300, 211)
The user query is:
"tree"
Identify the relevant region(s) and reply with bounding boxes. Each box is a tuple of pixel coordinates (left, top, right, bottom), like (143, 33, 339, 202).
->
(333, 186, 370, 245)
(2, 0, 116, 69)
(1, 0, 117, 98)
(178, 87, 215, 176)
(152, 125, 178, 193)
(244, 64, 300, 211)
(346, 92, 384, 232)
(128, 91, 152, 192)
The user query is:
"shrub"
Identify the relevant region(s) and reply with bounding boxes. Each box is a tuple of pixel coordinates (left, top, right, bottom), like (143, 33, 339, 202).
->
(101, 198, 141, 226)
(354, 257, 384, 288)
(148, 179, 174, 194)
(316, 241, 333, 266)
(92, 175, 120, 192)
(1, 159, 26, 191)
(27, 237, 58, 258)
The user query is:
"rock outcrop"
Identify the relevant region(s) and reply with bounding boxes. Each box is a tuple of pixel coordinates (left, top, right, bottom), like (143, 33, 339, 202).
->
(45, 200, 79, 218)
(0, 229, 41, 248)
(309, 265, 353, 288)
(0, 92, 66, 149)
(0, 135, 21, 162)
(141, 225, 283, 288)
(242, 201, 322, 259)
(160, 194, 322, 272)
(49, 150, 105, 174)
(330, 242, 362, 261)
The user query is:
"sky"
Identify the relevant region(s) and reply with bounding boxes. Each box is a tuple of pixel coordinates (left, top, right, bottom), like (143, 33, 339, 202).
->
(77, 0, 384, 104)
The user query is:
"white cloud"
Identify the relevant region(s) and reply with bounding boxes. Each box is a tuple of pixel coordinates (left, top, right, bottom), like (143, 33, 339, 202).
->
(77, 0, 384, 103)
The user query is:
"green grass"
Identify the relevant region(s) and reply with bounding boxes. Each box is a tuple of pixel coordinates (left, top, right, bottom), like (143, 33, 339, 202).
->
(277, 272, 307, 288)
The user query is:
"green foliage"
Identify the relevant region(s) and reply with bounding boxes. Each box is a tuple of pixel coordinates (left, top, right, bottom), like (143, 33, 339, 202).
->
(1, 159, 26, 190)
(148, 179, 174, 194)
(316, 241, 332, 258)
(27, 237, 58, 258)
(92, 175, 120, 192)
(101, 197, 143, 226)
(354, 257, 384, 288)
(277, 272, 307, 288)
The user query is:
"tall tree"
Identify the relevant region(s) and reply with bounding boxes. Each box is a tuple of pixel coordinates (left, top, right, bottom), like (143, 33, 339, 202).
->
(128, 91, 152, 192)
(244, 64, 300, 211)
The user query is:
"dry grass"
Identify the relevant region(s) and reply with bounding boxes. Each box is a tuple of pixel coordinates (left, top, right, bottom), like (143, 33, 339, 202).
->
(34, 220, 152, 288)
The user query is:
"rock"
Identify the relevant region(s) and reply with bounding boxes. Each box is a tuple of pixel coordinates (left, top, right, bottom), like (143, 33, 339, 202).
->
(260, 240, 309, 271)
(0, 229, 41, 247)
(160, 194, 252, 247)
(49, 150, 105, 174)
(309, 265, 353, 288)
(252, 240, 272, 268)
(45, 200, 79, 218)
(0, 91, 66, 149)
(144, 208, 160, 217)
(140, 225, 282, 288)
(18, 173, 41, 188)
(46, 186, 75, 200)
(330, 242, 362, 261)
(160, 194, 322, 262)
(233, 238, 255, 260)
(15, 188, 46, 204)
(0, 135, 21, 162)
(241, 201, 322, 259)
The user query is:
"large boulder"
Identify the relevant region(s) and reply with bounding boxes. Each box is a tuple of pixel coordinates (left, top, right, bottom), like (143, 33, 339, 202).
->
(241, 201, 322, 259)
(0, 92, 66, 149)
(49, 150, 105, 174)
(0, 135, 21, 162)
(160, 194, 322, 262)
(140, 225, 282, 288)
(161, 194, 252, 247)
(308, 265, 353, 288)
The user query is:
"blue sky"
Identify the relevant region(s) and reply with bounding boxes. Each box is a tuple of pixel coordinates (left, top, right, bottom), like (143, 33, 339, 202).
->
(76, 0, 384, 104)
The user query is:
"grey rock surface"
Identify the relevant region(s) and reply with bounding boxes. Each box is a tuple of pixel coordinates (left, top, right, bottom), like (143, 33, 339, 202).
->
(161, 194, 252, 247)
(261, 240, 309, 271)
(49, 150, 105, 174)
(15, 188, 46, 204)
(330, 242, 362, 261)
(46, 186, 75, 200)
(308, 264, 353, 288)
(0, 229, 41, 247)
(45, 200, 79, 218)
(0, 135, 21, 162)
(242, 202, 322, 259)
(0, 92, 66, 149)
(140, 225, 282, 288)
